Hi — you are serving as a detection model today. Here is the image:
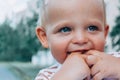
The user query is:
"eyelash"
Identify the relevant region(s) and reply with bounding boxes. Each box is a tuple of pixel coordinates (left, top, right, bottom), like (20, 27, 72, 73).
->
(57, 25, 99, 33)
(58, 26, 71, 33)
(87, 25, 99, 32)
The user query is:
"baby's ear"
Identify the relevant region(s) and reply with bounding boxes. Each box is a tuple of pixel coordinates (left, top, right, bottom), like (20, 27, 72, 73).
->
(104, 25, 109, 38)
(36, 27, 48, 48)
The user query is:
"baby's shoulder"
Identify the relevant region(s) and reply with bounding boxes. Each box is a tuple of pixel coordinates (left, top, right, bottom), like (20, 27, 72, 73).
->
(35, 64, 60, 80)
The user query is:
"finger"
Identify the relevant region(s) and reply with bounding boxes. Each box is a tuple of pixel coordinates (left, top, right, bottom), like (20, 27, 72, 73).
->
(86, 50, 102, 56)
(81, 54, 88, 59)
(86, 55, 98, 66)
(87, 75, 91, 80)
(83, 76, 91, 80)
(83, 72, 91, 80)
(91, 62, 101, 77)
(93, 72, 104, 80)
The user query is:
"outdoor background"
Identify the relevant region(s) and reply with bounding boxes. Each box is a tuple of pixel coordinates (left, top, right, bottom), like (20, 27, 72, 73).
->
(0, 0, 120, 80)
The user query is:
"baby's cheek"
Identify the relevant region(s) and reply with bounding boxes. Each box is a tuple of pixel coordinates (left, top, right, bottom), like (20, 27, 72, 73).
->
(95, 40, 105, 51)
(49, 43, 68, 64)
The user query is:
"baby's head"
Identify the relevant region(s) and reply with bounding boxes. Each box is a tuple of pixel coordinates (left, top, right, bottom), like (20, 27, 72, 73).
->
(36, 0, 109, 64)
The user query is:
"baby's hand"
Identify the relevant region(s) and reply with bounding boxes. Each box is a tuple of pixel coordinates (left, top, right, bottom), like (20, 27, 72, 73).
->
(51, 52, 90, 80)
(86, 50, 120, 80)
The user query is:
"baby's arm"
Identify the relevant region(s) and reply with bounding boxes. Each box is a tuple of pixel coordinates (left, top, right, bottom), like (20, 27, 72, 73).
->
(86, 50, 120, 80)
(51, 52, 90, 80)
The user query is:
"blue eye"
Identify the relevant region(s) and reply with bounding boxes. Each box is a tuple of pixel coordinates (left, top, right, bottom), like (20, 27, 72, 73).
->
(88, 25, 98, 31)
(59, 27, 71, 33)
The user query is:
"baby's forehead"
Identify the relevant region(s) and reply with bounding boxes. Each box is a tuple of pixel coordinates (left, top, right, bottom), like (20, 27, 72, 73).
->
(39, 0, 105, 26)
(43, 0, 105, 15)
(44, 0, 105, 15)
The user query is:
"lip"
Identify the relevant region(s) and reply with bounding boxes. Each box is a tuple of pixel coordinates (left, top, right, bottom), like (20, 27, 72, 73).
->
(67, 50, 89, 54)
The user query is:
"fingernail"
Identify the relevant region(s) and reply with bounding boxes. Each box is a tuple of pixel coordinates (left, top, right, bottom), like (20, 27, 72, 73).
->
(87, 55, 95, 60)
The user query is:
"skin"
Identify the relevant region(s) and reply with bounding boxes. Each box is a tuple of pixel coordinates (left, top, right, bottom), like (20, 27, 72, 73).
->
(36, 0, 120, 79)
(37, 0, 108, 63)
(86, 50, 120, 79)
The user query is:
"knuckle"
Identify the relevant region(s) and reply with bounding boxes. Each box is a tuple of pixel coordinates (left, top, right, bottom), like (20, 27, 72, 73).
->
(69, 53, 82, 59)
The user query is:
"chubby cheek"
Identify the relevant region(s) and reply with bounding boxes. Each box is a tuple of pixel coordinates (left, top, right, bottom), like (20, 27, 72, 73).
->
(92, 35, 106, 51)
(48, 38, 69, 64)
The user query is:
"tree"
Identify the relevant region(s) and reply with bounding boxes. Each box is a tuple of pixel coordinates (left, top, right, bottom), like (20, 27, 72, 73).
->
(0, 20, 16, 61)
(110, 2, 120, 51)
(0, 0, 47, 61)
(14, 12, 41, 61)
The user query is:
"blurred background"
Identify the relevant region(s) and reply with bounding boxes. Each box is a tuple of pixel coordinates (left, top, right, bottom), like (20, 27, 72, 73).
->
(0, 0, 120, 80)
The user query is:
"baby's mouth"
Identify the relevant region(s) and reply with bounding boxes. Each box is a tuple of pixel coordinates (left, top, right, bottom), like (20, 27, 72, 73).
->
(67, 50, 88, 55)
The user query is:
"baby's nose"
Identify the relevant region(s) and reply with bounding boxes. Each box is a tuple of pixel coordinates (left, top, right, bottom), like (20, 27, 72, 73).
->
(72, 31, 88, 45)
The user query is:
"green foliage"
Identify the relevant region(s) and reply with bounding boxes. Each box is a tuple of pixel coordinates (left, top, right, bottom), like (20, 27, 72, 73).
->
(0, 12, 43, 62)
(0, 0, 49, 61)
(110, 4, 120, 51)
(0, 20, 16, 61)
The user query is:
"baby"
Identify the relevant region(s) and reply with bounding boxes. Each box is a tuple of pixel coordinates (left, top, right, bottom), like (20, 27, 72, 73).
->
(35, 0, 120, 80)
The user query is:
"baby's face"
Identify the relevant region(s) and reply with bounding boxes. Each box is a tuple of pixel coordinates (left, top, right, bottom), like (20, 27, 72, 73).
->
(41, 0, 109, 64)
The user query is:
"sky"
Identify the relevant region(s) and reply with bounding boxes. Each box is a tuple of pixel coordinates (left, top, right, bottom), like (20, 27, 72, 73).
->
(0, 0, 28, 23)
